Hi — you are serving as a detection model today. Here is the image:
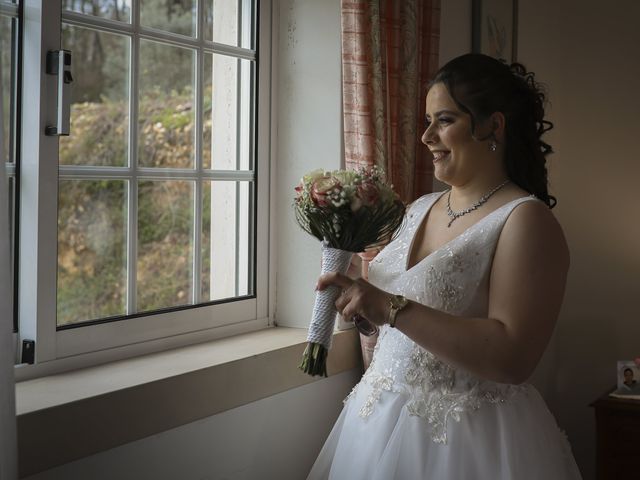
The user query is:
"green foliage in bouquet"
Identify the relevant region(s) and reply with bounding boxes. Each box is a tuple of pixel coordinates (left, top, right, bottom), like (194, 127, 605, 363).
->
(293, 167, 406, 251)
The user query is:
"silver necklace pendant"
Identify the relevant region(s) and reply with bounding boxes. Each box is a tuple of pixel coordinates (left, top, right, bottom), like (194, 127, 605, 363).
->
(446, 180, 510, 228)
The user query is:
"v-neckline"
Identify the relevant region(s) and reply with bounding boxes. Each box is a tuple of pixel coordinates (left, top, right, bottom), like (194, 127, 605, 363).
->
(404, 192, 528, 272)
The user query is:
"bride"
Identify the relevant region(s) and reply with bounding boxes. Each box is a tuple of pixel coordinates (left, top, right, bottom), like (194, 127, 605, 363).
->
(307, 54, 582, 479)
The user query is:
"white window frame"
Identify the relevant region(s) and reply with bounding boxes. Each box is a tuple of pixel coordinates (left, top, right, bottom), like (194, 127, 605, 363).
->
(1, 0, 20, 335)
(16, 0, 272, 378)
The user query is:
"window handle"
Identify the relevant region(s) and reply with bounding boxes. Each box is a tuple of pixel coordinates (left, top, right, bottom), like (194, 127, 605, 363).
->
(45, 50, 73, 136)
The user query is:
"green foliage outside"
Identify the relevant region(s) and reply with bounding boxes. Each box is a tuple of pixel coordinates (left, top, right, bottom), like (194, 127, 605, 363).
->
(35, 0, 236, 326)
(57, 85, 217, 325)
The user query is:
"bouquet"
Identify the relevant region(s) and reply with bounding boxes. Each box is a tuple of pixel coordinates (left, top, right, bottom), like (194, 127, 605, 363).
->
(294, 166, 405, 376)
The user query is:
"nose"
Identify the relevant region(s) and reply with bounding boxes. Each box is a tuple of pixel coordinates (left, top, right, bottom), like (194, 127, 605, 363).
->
(421, 123, 436, 146)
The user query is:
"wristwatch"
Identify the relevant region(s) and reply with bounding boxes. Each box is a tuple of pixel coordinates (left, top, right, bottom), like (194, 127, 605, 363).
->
(388, 294, 409, 328)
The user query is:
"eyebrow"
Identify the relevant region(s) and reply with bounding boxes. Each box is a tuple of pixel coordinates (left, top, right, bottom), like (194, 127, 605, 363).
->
(425, 109, 460, 118)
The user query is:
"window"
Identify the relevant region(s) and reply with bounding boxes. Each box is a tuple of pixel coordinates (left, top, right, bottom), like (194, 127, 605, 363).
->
(0, 0, 20, 332)
(17, 0, 271, 371)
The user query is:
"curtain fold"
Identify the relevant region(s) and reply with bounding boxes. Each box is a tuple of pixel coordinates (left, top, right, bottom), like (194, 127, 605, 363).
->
(341, 0, 440, 203)
(341, 0, 440, 367)
(0, 94, 17, 479)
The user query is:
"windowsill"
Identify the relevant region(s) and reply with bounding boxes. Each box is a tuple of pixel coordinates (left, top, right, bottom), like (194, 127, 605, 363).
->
(15, 327, 363, 478)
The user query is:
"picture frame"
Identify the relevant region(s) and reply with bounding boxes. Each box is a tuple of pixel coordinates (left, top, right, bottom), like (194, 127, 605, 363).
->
(472, 0, 519, 63)
(613, 360, 640, 397)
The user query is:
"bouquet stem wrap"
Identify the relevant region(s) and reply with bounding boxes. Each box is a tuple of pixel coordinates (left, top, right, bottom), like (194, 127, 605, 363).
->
(299, 243, 353, 377)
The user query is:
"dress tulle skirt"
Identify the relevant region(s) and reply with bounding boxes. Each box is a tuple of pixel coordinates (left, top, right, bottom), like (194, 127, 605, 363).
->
(307, 383, 582, 480)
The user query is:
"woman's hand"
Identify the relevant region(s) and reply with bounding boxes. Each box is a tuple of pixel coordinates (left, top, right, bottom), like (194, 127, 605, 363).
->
(357, 247, 380, 263)
(316, 272, 390, 327)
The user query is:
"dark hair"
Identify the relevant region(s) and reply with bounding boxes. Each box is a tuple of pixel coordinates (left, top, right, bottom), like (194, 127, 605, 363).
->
(624, 368, 634, 375)
(430, 54, 556, 208)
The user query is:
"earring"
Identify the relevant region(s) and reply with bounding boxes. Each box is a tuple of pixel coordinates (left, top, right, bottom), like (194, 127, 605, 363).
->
(489, 140, 497, 152)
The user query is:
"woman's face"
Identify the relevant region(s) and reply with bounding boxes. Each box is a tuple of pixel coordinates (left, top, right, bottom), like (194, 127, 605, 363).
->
(421, 83, 492, 186)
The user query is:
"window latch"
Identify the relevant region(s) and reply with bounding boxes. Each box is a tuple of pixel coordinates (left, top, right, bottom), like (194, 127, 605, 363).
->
(21, 339, 35, 365)
(45, 50, 73, 136)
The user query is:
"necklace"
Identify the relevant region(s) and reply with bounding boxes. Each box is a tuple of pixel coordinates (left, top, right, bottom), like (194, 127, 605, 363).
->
(446, 180, 510, 227)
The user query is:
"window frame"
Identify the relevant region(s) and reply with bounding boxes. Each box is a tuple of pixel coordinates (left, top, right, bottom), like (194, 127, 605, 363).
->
(16, 0, 272, 375)
(0, 0, 21, 336)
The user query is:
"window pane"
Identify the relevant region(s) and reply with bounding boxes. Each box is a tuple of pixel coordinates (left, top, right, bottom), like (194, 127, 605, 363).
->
(63, 0, 132, 23)
(204, 0, 252, 48)
(139, 40, 195, 169)
(203, 55, 252, 170)
(141, 0, 195, 37)
(60, 25, 130, 167)
(137, 180, 194, 312)
(1, 15, 16, 165)
(57, 180, 128, 326)
(201, 180, 253, 302)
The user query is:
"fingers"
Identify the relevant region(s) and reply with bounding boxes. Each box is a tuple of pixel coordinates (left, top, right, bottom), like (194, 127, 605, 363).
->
(316, 272, 353, 291)
(358, 248, 379, 262)
(334, 288, 351, 316)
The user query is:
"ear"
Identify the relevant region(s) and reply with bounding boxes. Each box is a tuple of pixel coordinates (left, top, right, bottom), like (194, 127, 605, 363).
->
(489, 111, 506, 143)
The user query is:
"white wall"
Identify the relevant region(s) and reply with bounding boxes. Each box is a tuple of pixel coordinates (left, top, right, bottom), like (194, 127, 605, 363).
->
(438, 0, 472, 66)
(24, 369, 360, 480)
(274, 0, 344, 329)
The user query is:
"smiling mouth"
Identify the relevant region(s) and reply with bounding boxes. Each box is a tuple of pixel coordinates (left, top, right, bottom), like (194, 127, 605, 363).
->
(431, 151, 449, 162)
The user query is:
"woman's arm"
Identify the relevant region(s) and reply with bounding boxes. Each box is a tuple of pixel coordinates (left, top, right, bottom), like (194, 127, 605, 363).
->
(321, 201, 569, 384)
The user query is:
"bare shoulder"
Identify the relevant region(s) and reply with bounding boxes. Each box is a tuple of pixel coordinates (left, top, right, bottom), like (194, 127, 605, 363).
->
(497, 198, 570, 271)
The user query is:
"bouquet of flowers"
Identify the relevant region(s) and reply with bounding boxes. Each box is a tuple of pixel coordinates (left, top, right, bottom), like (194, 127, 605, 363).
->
(294, 166, 405, 376)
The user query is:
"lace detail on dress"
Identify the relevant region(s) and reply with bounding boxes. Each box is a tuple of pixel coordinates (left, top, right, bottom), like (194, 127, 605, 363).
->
(404, 363, 526, 444)
(348, 339, 526, 444)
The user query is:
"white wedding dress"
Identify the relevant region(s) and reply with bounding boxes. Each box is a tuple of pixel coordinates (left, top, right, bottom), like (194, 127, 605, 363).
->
(308, 192, 582, 480)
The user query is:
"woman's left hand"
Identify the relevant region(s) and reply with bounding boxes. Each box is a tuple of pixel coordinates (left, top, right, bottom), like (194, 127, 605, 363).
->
(317, 273, 390, 327)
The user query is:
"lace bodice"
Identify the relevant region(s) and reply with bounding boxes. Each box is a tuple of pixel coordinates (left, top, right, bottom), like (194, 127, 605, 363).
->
(346, 192, 538, 443)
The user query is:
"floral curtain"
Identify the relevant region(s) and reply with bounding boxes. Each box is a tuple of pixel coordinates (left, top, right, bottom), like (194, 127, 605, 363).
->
(341, 0, 440, 203)
(341, 0, 440, 367)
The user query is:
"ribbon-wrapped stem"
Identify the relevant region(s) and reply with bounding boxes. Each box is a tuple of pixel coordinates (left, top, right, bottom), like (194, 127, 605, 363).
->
(299, 243, 353, 377)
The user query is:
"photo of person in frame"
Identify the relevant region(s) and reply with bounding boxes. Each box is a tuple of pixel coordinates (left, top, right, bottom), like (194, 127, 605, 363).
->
(614, 361, 640, 395)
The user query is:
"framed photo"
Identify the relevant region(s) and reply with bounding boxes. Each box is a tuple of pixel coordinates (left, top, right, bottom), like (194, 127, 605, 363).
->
(614, 361, 640, 396)
(472, 0, 518, 63)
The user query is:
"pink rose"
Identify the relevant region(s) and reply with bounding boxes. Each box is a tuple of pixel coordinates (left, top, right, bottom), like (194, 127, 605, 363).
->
(311, 177, 340, 207)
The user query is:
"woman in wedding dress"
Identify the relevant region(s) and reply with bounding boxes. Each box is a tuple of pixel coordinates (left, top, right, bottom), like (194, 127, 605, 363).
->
(307, 54, 582, 479)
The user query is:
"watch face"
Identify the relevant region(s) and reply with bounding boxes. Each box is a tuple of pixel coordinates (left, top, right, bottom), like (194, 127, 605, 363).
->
(392, 295, 408, 309)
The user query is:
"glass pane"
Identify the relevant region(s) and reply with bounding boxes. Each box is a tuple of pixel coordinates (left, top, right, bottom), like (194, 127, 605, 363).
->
(201, 180, 253, 302)
(204, 0, 237, 44)
(63, 0, 132, 23)
(60, 25, 129, 166)
(204, 0, 252, 48)
(141, 0, 195, 37)
(57, 180, 128, 326)
(204, 55, 252, 170)
(0, 16, 16, 165)
(138, 180, 194, 311)
(139, 40, 195, 168)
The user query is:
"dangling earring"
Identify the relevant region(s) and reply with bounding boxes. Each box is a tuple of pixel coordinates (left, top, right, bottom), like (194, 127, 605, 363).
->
(489, 140, 497, 152)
